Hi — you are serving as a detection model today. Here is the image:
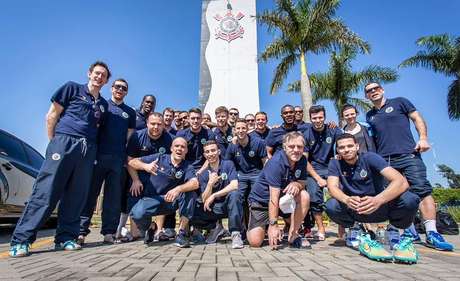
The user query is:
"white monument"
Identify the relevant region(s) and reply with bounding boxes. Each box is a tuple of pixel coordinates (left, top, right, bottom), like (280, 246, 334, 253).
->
(199, 0, 259, 116)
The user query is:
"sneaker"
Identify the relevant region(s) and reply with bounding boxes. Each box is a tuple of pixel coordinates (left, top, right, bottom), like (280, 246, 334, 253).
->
(206, 223, 225, 244)
(55, 240, 82, 251)
(77, 235, 85, 246)
(289, 236, 311, 249)
(393, 237, 418, 264)
(119, 227, 134, 242)
(346, 225, 361, 249)
(144, 228, 156, 245)
(231, 231, 244, 249)
(175, 230, 190, 248)
(358, 234, 392, 262)
(426, 231, 454, 251)
(9, 243, 30, 258)
(163, 228, 177, 239)
(191, 229, 206, 244)
(401, 228, 422, 244)
(156, 229, 170, 242)
(385, 225, 400, 250)
(103, 234, 121, 244)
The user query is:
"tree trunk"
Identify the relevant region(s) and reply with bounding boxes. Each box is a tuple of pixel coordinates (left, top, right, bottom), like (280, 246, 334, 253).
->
(300, 52, 313, 122)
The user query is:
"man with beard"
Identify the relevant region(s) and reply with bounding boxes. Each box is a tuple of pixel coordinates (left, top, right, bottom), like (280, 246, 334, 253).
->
(249, 111, 271, 140)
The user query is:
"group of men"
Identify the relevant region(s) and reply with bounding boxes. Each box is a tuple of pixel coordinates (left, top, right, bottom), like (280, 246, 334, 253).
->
(8, 62, 454, 264)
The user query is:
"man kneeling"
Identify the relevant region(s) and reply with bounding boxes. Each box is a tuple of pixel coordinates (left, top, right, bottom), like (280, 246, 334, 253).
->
(326, 133, 420, 263)
(128, 137, 199, 248)
(247, 131, 310, 249)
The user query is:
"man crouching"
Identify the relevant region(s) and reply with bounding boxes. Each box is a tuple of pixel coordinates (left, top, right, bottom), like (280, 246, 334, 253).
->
(247, 131, 310, 249)
(128, 137, 199, 248)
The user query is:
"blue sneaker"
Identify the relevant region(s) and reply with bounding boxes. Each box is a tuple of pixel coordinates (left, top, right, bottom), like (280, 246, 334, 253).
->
(175, 230, 190, 248)
(9, 243, 30, 258)
(191, 229, 206, 244)
(426, 231, 454, 251)
(385, 225, 400, 250)
(55, 240, 82, 251)
(401, 228, 422, 244)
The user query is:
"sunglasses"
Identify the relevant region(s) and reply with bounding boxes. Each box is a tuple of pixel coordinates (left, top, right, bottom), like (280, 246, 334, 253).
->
(113, 84, 128, 92)
(365, 86, 381, 94)
(246, 119, 255, 122)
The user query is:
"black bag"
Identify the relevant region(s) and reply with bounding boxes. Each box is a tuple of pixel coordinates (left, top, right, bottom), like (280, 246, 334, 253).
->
(414, 210, 459, 235)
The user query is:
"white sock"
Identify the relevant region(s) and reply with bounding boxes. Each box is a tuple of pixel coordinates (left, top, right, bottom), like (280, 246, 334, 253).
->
(116, 213, 129, 236)
(424, 220, 437, 233)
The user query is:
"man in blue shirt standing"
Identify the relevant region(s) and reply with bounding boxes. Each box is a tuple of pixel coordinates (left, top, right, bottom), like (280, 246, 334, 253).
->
(212, 106, 233, 156)
(303, 105, 342, 241)
(365, 82, 453, 251)
(191, 140, 244, 248)
(135, 95, 156, 130)
(248, 132, 310, 249)
(79, 78, 136, 245)
(9, 62, 110, 257)
(249, 112, 271, 140)
(326, 134, 420, 263)
(129, 137, 199, 248)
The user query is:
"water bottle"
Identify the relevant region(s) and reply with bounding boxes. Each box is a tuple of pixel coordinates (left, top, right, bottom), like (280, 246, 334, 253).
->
(376, 224, 386, 245)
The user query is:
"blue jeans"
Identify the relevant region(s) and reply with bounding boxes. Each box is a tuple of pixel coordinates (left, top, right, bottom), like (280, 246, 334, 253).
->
(307, 169, 328, 214)
(80, 154, 124, 236)
(192, 190, 243, 232)
(130, 191, 197, 233)
(385, 153, 432, 199)
(11, 135, 96, 245)
(325, 191, 420, 229)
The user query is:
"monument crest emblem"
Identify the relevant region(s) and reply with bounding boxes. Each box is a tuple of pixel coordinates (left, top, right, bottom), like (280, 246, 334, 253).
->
(214, 1, 244, 42)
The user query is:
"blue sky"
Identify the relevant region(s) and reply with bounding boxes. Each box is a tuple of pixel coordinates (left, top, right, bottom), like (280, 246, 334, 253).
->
(1, 0, 459, 185)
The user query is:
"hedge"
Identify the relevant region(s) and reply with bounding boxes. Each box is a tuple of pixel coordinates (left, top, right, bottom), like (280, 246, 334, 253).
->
(432, 188, 460, 205)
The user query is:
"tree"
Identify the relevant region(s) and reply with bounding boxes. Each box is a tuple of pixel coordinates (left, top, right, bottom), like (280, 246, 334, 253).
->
(287, 47, 398, 122)
(400, 34, 460, 120)
(437, 164, 460, 188)
(257, 0, 369, 121)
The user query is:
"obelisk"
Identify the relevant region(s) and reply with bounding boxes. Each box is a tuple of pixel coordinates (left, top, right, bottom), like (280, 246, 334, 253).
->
(199, 0, 259, 116)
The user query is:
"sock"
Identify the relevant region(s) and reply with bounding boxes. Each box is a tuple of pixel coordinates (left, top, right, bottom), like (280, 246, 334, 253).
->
(116, 213, 129, 236)
(424, 220, 437, 233)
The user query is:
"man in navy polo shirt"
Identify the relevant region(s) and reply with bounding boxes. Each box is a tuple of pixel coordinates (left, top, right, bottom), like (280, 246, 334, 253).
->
(9, 61, 110, 257)
(228, 108, 240, 128)
(129, 137, 199, 248)
(135, 95, 156, 130)
(191, 140, 244, 248)
(78, 78, 136, 245)
(176, 108, 215, 170)
(212, 106, 234, 155)
(248, 132, 310, 249)
(126, 113, 173, 238)
(326, 134, 420, 263)
(163, 107, 178, 135)
(265, 105, 310, 158)
(303, 105, 342, 241)
(249, 111, 271, 140)
(225, 119, 267, 230)
(365, 82, 453, 251)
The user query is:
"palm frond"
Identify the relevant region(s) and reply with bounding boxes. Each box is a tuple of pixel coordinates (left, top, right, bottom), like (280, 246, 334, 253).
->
(416, 34, 452, 53)
(352, 65, 399, 90)
(259, 37, 293, 62)
(270, 53, 297, 95)
(448, 78, 460, 120)
(399, 52, 452, 75)
(347, 97, 373, 114)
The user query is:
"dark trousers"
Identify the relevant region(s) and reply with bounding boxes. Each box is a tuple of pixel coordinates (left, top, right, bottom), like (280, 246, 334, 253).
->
(325, 191, 420, 229)
(306, 169, 328, 214)
(238, 172, 258, 230)
(11, 135, 96, 245)
(386, 153, 433, 199)
(191, 190, 243, 232)
(130, 192, 197, 233)
(79, 154, 124, 236)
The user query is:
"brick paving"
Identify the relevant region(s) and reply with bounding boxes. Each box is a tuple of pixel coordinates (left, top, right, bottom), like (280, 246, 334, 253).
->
(1, 226, 459, 281)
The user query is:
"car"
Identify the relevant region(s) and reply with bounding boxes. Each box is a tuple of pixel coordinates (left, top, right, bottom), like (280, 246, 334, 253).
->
(0, 129, 56, 224)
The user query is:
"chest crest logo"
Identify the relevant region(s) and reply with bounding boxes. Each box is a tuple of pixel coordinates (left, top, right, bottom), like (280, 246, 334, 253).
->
(360, 169, 368, 178)
(310, 140, 315, 146)
(99, 105, 105, 113)
(326, 137, 332, 144)
(158, 147, 166, 154)
(236, 151, 241, 157)
(201, 138, 207, 145)
(295, 169, 301, 178)
(227, 135, 233, 142)
(175, 170, 183, 179)
(122, 112, 129, 119)
(141, 146, 148, 151)
(51, 153, 61, 161)
(248, 150, 255, 157)
(385, 106, 394, 113)
(220, 172, 228, 180)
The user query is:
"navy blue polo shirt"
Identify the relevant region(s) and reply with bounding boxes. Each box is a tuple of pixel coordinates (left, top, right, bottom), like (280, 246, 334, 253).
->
(140, 153, 196, 197)
(51, 81, 108, 143)
(213, 126, 233, 155)
(328, 152, 388, 196)
(366, 97, 417, 157)
(198, 159, 238, 203)
(135, 109, 147, 130)
(303, 126, 342, 171)
(224, 135, 267, 175)
(265, 123, 311, 153)
(249, 150, 308, 206)
(249, 128, 271, 140)
(167, 127, 178, 136)
(97, 99, 136, 156)
(176, 127, 215, 169)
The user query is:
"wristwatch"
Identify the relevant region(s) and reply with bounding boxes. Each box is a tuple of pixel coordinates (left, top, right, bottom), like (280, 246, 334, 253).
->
(269, 219, 278, 226)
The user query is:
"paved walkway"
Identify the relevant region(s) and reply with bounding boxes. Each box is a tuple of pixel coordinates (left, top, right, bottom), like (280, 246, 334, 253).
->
(1, 226, 459, 281)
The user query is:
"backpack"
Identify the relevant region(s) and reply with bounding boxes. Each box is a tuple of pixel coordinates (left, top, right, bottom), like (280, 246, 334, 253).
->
(414, 210, 459, 235)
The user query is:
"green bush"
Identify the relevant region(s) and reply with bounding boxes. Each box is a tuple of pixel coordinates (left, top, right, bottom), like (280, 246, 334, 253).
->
(432, 188, 460, 205)
(444, 206, 460, 223)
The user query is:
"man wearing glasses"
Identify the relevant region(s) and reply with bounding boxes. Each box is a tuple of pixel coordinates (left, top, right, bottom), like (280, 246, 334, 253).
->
(365, 82, 454, 251)
(79, 79, 136, 245)
(294, 106, 307, 126)
(244, 114, 256, 131)
(228, 108, 240, 128)
(10, 62, 110, 257)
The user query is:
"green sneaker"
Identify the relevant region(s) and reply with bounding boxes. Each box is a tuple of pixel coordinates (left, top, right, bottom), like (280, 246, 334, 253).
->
(9, 243, 30, 258)
(358, 234, 392, 262)
(55, 240, 82, 251)
(393, 237, 418, 264)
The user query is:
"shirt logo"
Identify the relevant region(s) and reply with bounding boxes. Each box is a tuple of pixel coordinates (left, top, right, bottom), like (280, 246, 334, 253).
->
(122, 112, 129, 119)
(295, 169, 301, 178)
(370, 116, 375, 121)
(385, 106, 394, 113)
(175, 170, 184, 179)
(227, 135, 233, 142)
(310, 140, 315, 146)
(158, 147, 166, 154)
(78, 95, 87, 101)
(141, 146, 148, 151)
(221, 172, 228, 180)
(360, 169, 368, 178)
(248, 150, 255, 157)
(99, 105, 105, 113)
(201, 138, 207, 145)
(51, 153, 61, 161)
(236, 151, 241, 157)
(94, 160, 98, 165)
(326, 137, 332, 144)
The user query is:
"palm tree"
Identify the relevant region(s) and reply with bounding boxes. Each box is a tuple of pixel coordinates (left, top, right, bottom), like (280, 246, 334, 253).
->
(400, 34, 460, 120)
(287, 47, 398, 122)
(257, 0, 370, 121)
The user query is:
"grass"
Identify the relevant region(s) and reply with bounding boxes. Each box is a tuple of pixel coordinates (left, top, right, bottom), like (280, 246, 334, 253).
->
(445, 206, 460, 222)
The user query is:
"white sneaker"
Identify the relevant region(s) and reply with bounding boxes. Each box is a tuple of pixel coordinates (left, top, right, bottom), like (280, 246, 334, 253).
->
(231, 232, 244, 249)
(346, 225, 360, 249)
